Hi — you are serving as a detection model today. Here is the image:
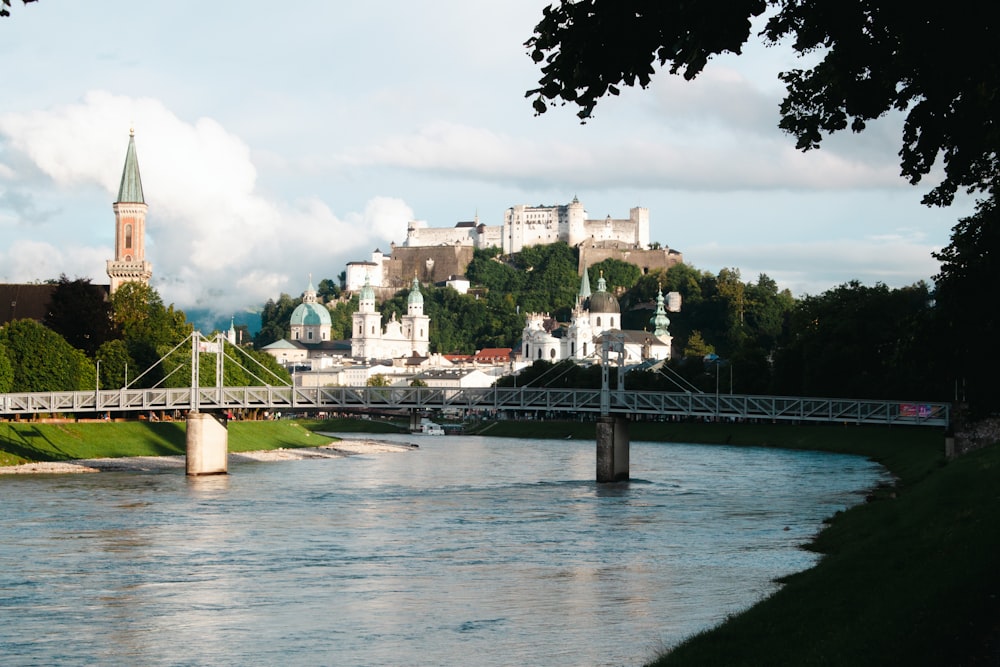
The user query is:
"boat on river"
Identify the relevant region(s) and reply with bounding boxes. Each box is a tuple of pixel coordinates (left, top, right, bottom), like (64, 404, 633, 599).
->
(415, 419, 445, 436)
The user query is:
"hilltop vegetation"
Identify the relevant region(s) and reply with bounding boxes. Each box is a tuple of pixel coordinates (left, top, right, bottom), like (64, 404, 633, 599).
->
(255, 242, 960, 405)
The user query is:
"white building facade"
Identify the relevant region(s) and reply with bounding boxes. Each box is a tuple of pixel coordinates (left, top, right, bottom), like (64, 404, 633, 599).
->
(351, 276, 430, 360)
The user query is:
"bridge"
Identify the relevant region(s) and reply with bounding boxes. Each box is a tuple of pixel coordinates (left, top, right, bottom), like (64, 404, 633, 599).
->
(1, 332, 949, 480)
(0, 384, 950, 428)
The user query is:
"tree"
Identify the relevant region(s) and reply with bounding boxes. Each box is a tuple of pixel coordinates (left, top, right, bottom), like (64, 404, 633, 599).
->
(367, 374, 389, 387)
(587, 259, 640, 296)
(110, 282, 192, 387)
(526, 0, 999, 206)
(43, 275, 115, 357)
(1, 0, 38, 19)
(0, 343, 12, 392)
(0, 319, 96, 392)
(933, 187, 1000, 415)
(255, 293, 297, 348)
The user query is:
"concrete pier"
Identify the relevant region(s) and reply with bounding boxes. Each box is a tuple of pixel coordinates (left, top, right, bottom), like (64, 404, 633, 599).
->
(596, 415, 629, 483)
(185, 412, 228, 476)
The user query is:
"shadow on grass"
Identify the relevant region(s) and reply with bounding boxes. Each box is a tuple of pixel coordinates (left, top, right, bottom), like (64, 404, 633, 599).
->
(0, 421, 188, 461)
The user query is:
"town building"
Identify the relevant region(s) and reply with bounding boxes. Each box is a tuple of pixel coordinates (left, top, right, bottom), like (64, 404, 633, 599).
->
(520, 270, 676, 365)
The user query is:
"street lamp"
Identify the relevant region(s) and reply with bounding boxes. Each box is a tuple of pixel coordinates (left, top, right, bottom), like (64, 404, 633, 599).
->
(703, 353, 720, 418)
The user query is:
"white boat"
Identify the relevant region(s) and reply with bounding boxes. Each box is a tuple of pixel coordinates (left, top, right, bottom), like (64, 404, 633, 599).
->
(416, 419, 445, 436)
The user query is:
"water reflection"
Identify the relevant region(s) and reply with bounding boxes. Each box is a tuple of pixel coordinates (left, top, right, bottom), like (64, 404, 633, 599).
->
(0, 436, 887, 667)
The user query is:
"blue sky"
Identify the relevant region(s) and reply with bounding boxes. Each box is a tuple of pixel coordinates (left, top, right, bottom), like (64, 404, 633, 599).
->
(0, 1, 975, 322)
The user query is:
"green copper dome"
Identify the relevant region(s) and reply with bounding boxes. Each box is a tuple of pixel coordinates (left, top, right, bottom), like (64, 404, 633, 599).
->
(290, 301, 331, 327)
(407, 276, 423, 305)
(360, 275, 375, 302)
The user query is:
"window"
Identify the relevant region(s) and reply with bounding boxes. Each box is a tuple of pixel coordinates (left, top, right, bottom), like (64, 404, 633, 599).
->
(307, 331, 313, 340)
(549, 348, 556, 359)
(124, 224, 133, 249)
(597, 316, 602, 327)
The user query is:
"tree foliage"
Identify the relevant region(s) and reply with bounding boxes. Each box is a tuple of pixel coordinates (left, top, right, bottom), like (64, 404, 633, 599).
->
(255, 293, 297, 348)
(771, 281, 938, 400)
(526, 0, 999, 206)
(1, 0, 38, 19)
(0, 319, 96, 392)
(933, 187, 1000, 415)
(110, 282, 192, 388)
(43, 274, 114, 357)
(0, 343, 13, 392)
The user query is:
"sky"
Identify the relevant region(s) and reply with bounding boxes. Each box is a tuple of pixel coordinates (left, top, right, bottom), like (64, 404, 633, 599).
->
(0, 1, 977, 328)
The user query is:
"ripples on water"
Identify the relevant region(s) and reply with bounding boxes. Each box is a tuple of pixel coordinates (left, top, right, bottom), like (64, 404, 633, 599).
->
(0, 435, 887, 666)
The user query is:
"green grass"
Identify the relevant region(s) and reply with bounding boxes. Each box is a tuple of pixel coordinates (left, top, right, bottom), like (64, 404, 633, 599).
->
(647, 440, 1000, 667)
(0, 419, 335, 463)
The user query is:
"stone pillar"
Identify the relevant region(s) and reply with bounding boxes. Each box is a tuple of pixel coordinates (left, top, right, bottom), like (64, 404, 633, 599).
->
(186, 412, 228, 476)
(596, 415, 630, 483)
(409, 409, 420, 433)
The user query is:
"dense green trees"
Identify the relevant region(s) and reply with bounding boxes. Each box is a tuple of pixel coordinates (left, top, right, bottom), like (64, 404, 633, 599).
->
(43, 275, 115, 357)
(770, 281, 938, 400)
(933, 188, 1000, 415)
(0, 319, 96, 392)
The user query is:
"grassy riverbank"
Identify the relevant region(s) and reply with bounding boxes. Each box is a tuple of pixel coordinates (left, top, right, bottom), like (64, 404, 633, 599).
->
(0, 419, 340, 465)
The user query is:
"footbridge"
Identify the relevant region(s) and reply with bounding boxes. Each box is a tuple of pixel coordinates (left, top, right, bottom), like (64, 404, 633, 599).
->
(1, 332, 949, 480)
(0, 384, 950, 428)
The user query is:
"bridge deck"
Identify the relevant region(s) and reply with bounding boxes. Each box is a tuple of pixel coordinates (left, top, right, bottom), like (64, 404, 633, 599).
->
(0, 386, 949, 427)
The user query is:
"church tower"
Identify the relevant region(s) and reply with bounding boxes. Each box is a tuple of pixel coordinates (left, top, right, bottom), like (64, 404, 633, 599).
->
(402, 275, 430, 356)
(107, 129, 153, 294)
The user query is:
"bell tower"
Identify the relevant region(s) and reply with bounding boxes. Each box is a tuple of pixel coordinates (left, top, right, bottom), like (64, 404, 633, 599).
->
(107, 129, 152, 294)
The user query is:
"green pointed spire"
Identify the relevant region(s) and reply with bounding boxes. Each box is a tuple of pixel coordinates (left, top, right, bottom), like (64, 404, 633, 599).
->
(116, 129, 145, 204)
(578, 267, 592, 302)
(650, 287, 671, 336)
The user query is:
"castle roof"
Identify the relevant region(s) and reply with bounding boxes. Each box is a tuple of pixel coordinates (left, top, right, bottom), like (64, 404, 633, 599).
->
(116, 129, 145, 204)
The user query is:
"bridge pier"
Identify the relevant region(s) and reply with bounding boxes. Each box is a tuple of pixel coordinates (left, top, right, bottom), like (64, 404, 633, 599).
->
(596, 415, 629, 483)
(186, 412, 228, 476)
(408, 409, 420, 433)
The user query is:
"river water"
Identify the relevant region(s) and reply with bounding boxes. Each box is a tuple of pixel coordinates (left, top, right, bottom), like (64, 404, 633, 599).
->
(0, 434, 887, 667)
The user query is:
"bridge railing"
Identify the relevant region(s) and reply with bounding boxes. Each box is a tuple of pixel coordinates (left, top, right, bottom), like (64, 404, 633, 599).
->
(0, 386, 949, 427)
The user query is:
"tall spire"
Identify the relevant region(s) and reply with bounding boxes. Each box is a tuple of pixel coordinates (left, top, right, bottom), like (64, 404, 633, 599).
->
(107, 129, 152, 294)
(578, 266, 592, 304)
(116, 128, 145, 204)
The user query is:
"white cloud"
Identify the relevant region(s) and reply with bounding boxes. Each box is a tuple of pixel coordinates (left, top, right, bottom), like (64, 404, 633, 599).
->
(0, 92, 409, 318)
(690, 234, 942, 297)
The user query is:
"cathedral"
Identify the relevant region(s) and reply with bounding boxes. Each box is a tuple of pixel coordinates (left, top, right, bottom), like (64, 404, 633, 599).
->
(351, 275, 429, 360)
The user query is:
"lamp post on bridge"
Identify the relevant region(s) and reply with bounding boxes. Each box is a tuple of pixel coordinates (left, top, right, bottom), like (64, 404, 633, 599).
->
(704, 353, 721, 418)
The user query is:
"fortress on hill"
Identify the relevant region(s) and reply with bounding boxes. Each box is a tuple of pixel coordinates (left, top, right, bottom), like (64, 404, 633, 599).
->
(345, 197, 683, 293)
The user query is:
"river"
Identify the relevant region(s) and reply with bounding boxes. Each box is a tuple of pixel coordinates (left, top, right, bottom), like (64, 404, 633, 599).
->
(0, 434, 887, 666)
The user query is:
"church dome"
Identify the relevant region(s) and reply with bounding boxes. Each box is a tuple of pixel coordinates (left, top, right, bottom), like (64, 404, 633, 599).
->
(407, 276, 423, 305)
(589, 271, 620, 314)
(589, 291, 620, 314)
(360, 277, 375, 303)
(290, 301, 331, 327)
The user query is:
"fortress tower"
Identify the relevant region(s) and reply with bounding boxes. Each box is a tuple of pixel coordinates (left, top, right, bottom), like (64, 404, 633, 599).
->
(106, 129, 152, 294)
